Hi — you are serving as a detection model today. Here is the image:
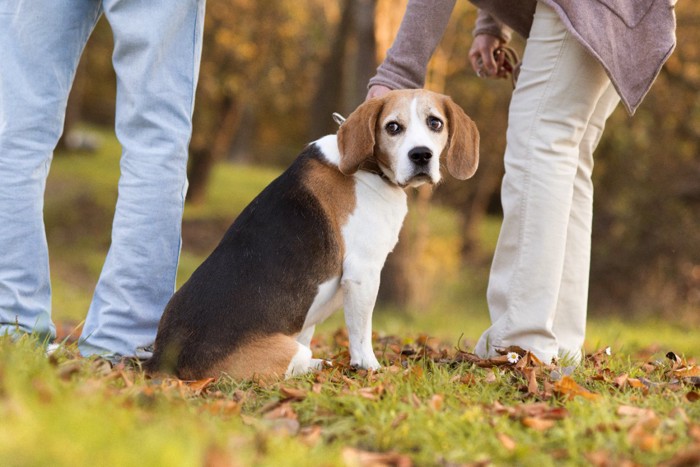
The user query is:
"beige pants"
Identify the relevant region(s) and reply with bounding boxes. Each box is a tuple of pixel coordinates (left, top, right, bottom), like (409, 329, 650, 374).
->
(474, 2, 621, 363)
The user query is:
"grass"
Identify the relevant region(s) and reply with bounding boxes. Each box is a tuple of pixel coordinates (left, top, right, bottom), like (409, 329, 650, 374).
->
(2, 127, 697, 466)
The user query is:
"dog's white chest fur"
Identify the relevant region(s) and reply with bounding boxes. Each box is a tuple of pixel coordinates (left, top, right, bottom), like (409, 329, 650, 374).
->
(292, 135, 407, 372)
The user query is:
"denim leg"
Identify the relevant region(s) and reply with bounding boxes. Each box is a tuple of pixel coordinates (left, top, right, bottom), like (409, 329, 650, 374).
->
(78, 0, 206, 358)
(0, 1, 102, 339)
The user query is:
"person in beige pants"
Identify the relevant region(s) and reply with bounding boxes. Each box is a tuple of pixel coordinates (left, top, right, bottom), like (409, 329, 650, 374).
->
(367, 0, 676, 363)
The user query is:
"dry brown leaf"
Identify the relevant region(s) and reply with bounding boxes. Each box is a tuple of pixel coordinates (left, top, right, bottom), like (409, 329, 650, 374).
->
(279, 386, 307, 401)
(262, 401, 297, 420)
(484, 369, 497, 384)
(185, 377, 214, 395)
(687, 391, 699, 403)
(203, 445, 238, 467)
(689, 424, 700, 443)
(626, 378, 648, 390)
(496, 433, 516, 451)
(613, 373, 629, 389)
(299, 425, 323, 446)
(118, 370, 134, 388)
(660, 448, 700, 467)
(458, 374, 477, 386)
(674, 366, 700, 378)
(428, 394, 444, 411)
(342, 447, 412, 467)
(553, 376, 600, 401)
(617, 405, 656, 419)
(627, 423, 660, 452)
(267, 418, 301, 436)
(200, 400, 240, 417)
(523, 367, 539, 395)
(57, 361, 82, 381)
(410, 393, 421, 408)
(521, 416, 556, 431)
(585, 450, 612, 467)
(391, 412, 408, 429)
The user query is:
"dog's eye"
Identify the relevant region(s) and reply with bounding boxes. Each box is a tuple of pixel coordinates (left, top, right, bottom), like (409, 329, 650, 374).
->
(385, 121, 403, 135)
(427, 116, 443, 132)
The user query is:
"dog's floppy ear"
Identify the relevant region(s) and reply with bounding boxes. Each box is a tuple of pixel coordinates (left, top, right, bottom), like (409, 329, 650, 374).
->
(337, 97, 384, 175)
(442, 96, 480, 180)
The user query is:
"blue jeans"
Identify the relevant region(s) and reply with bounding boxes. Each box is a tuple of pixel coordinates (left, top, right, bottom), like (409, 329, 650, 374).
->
(0, 0, 206, 358)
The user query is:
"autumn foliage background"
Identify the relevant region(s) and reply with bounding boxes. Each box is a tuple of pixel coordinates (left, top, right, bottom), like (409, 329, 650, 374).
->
(58, 0, 700, 322)
(3, 2, 699, 466)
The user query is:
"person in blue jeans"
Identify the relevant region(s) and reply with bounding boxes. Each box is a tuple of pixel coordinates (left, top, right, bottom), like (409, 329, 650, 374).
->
(0, 0, 206, 360)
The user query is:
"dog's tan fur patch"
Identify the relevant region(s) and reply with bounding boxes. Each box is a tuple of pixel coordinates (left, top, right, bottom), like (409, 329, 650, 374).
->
(303, 157, 356, 259)
(207, 333, 299, 381)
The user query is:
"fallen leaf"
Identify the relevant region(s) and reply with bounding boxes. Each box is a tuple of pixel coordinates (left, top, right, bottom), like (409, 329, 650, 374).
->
(200, 400, 240, 417)
(627, 422, 660, 452)
(523, 367, 539, 395)
(585, 450, 612, 467)
(57, 361, 82, 381)
(613, 373, 629, 389)
(553, 376, 600, 400)
(496, 433, 516, 451)
(674, 366, 700, 378)
(660, 448, 700, 467)
(521, 416, 555, 431)
(626, 378, 648, 392)
(262, 401, 297, 420)
(279, 386, 307, 401)
(484, 369, 497, 384)
(342, 447, 412, 467)
(428, 394, 444, 411)
(266, 417, 300, 436)
(687, 391, 699, 403)
(391, 412, 408, 429)
(617, 405, 656, 419)
(689, 424, 700, 443)
(186, 378, 215, 395)
(299, 425, 323, 446)
(203, 445, 235, 467)
(458, 374, 477, 385)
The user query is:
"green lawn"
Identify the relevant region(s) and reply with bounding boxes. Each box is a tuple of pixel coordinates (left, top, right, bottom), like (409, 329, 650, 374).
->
(1, 128, 697, 466)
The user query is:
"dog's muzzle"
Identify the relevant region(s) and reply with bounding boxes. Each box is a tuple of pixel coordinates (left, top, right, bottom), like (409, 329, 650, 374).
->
(406, 146, 437, 185)
(408, 146, 433, 167)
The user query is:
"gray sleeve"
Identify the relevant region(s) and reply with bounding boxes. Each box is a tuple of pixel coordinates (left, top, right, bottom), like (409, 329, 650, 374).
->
(473, 9, 513, 43)
(368, 0, 457, 90)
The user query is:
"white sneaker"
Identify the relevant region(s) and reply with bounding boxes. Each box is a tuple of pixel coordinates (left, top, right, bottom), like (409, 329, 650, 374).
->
(45, 343, 61, 356)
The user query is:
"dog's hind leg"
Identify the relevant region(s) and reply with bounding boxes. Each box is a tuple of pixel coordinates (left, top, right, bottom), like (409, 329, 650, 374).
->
(209, 333, 314, 380)
(296, 325, 315, 347)
(285, 342, 315, 377)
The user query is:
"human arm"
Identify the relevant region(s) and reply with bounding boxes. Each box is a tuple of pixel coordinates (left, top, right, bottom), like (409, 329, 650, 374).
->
(367, 0, 457, 99)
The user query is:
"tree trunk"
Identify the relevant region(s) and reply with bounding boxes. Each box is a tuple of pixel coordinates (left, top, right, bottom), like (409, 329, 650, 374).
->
(351, 0, 377, 107)
(309, 0, 355, 140)
(187, 97, 241, 205)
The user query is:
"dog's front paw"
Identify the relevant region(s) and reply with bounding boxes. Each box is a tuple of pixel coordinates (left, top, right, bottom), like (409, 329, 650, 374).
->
(350, 355, 381, 371)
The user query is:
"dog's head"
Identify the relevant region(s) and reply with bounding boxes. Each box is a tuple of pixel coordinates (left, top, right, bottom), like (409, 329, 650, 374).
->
(337, 89, 479, 187)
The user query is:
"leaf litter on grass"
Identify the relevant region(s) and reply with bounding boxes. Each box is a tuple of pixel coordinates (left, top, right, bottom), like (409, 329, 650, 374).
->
(6, 328, 700, 466)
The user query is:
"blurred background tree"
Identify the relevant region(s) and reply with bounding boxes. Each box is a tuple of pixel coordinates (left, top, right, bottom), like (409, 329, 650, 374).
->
(58, 0, 698, 320)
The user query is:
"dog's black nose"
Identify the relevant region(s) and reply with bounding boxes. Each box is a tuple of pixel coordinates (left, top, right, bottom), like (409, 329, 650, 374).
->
(408, 146, 433, 166)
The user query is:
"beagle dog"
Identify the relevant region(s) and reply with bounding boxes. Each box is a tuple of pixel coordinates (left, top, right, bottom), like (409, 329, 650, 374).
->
(144, 89, 479, 380)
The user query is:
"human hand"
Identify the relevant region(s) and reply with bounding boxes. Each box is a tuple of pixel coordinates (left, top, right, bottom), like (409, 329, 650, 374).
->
(366, 85, 392, 101)
(469, 34, 509, 80)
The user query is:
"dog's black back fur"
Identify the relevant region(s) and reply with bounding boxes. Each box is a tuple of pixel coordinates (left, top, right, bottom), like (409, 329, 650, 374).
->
(144, 145, 346, 377)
